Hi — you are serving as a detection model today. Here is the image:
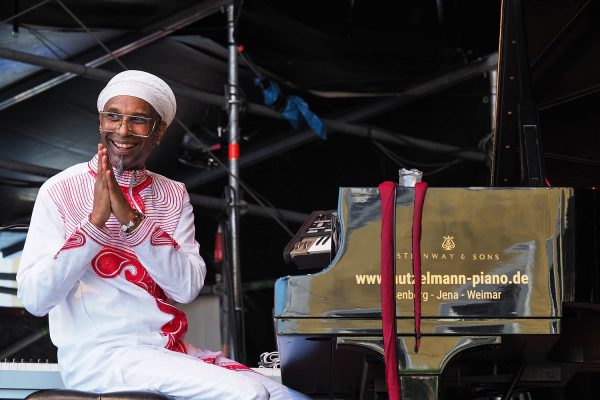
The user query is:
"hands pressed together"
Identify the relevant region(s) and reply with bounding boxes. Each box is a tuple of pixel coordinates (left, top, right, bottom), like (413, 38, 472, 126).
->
(90, 144, 138, 229)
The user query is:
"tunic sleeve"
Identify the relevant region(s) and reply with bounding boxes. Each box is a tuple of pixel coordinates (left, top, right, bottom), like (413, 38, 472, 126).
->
(17, 186, 106, 316)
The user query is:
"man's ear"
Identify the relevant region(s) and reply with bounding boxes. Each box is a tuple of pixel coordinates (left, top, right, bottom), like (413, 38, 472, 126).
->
(155, 121, 168, 145)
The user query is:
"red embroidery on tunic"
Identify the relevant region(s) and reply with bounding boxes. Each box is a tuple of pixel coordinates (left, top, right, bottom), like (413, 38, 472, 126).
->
(201, 356, 251, 371)
(150, 227, 180, 250)
(91, 247, 188, 353)
(119, 176, 151, 213)
(54, 230, 86, 259)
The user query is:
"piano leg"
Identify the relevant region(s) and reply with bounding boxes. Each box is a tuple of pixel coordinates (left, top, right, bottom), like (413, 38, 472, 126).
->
(400, 375, 438, 400)
(338, 336, 502, 400)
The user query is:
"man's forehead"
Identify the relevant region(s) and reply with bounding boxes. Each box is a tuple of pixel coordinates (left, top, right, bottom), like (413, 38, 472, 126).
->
(103, 95, 158, 115)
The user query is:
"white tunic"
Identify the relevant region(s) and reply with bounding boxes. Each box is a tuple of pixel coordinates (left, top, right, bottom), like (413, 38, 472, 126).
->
(17, 156, 309, 400)
(17, 155, 205, 388)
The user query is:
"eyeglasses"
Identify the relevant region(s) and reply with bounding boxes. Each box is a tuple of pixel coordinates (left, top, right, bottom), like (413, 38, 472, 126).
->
(99, 112, 158, 138)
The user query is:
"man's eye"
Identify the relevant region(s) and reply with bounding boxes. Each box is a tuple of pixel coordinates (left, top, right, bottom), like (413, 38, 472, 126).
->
(130, 116, 149, 125)
(105, 113, 122, 121)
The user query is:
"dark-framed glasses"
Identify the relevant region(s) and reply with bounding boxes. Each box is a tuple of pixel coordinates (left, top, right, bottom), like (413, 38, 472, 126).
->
(99, 112, 157, 138)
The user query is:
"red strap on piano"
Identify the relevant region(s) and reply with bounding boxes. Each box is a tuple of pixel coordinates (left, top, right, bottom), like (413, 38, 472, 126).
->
(378, 181, 401, 400)
(412, 182, 428, 353)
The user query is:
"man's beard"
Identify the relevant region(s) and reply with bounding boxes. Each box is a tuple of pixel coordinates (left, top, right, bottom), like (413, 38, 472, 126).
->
(114, 155, 124, 176)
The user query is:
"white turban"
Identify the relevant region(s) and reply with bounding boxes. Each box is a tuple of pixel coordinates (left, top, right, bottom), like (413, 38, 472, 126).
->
(97, 70, 176, 126)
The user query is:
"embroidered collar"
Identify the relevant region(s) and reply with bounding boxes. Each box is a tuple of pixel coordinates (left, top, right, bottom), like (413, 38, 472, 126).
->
(88, 154, 148, 187)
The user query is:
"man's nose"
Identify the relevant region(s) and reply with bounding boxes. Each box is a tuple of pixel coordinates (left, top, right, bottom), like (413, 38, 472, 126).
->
(117, 118, 132, 135)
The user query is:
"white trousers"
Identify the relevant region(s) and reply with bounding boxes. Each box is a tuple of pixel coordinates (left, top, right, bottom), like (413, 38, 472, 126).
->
(116, 346, 311, 400)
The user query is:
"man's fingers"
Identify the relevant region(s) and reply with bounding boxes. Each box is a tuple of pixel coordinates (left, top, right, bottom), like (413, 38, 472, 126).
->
(105, 169, 116, 192)
(96, 146, 103, 178)
(101, 152, 112, 181)
(91, 145, 112, 228)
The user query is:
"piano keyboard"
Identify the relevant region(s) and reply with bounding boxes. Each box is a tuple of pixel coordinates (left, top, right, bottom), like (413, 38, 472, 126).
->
(283, 210, 339, 271)
(0, 362, 63, 399)
(0, 362, 59, 372)
(0, 362, 280, 399)
(291, 235, 331, 255)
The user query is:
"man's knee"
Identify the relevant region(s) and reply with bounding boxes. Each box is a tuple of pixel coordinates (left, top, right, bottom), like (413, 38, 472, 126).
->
(235, 379, 270, 400)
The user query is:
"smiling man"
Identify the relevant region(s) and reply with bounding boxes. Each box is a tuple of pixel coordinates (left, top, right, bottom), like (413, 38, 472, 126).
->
(99, 96, 163, 169)
(17, 70, 308, 400)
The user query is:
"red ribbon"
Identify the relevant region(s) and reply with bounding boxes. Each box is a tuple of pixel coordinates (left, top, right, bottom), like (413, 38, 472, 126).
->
(378, 181, 401, 400)
(412, 182, 428, 353)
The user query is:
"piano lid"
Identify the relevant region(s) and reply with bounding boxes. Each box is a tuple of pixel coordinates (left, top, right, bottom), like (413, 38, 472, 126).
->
(493, 0, 600, 187)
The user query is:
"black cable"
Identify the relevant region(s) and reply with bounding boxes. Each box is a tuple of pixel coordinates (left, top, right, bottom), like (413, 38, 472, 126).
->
(177, 157, 214, 170)
(174, 118, 295, 237)
(364, 124, 486, 162)
(233, 0, 245, 27)
(544, 152, 600, 166)
(235, 182, 294, 234)
(0, 0, 52, 25)
(0, 225, 29, 232)
(54, 0, 128, 70)
(27, 26, 71, 59)
(372, 140, 453, 168)
(503, 361, 527, 400)
(371, 140, 406, 167)
(371, 139, 463, 177)
(238, 50, 265, 81)
(12, 0, 19, 36)
(422, 159, 463, 176)
(28, 28, 62, 59)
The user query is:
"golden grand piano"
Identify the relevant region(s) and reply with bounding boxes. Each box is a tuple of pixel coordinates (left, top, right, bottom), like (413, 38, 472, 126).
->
(275, 187, 600, 400)
(274, 0, 600, 398)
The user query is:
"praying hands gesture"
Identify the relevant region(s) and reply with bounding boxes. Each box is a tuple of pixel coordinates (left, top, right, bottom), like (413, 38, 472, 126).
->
(90, 143, 138, 229)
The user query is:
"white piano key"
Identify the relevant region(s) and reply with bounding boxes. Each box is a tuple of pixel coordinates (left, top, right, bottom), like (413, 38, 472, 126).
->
(307, 236, 331, 254)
